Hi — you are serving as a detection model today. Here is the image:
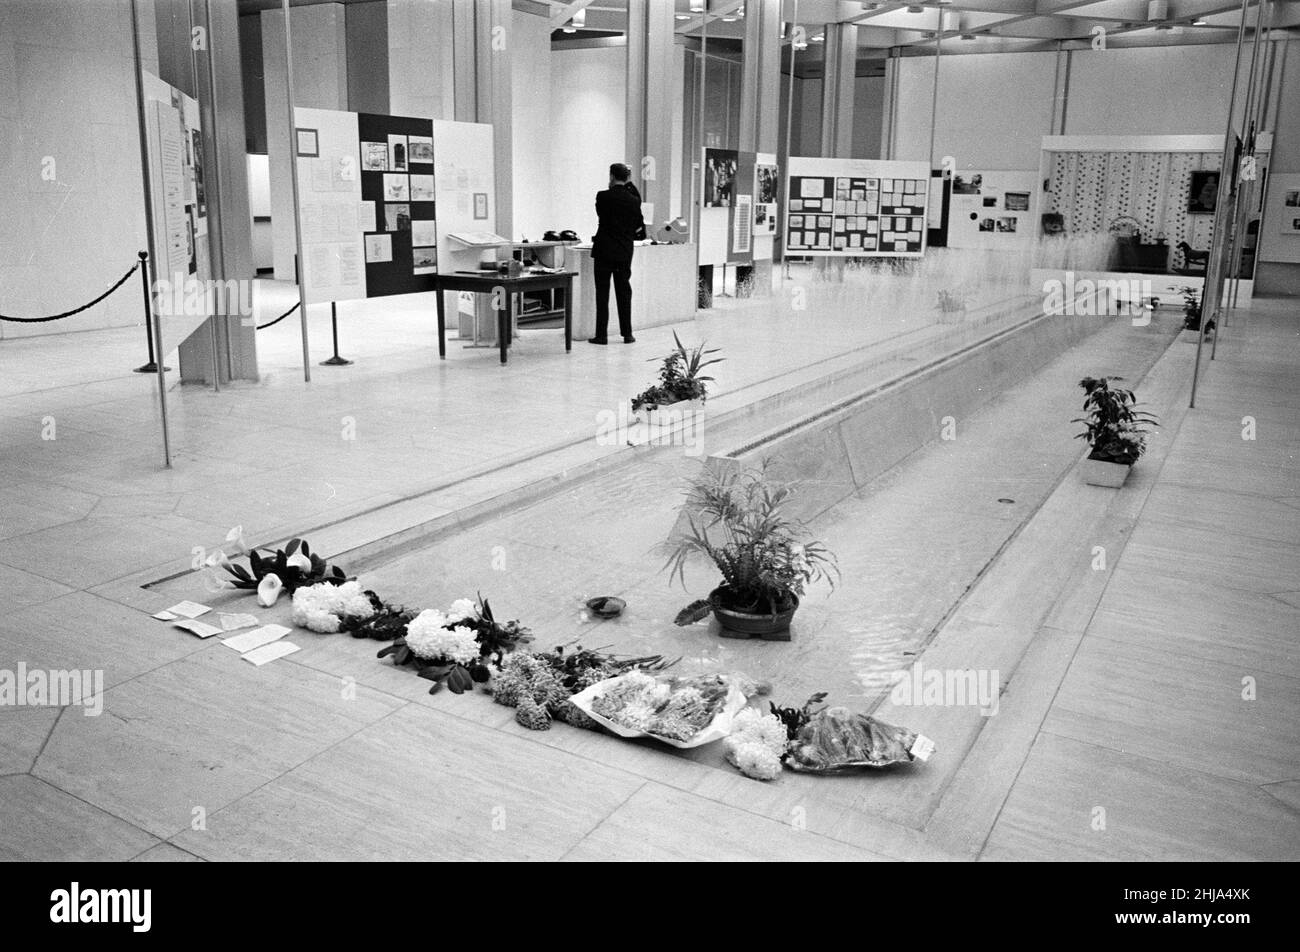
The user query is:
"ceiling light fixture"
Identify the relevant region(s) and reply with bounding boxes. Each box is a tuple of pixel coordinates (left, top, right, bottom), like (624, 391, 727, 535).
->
(907, 5, 924, 13)
(690, 0, 705, 12)
(811, 34, 824, 42)
(1192, 17, 1207, 25)
(676, 14, 689, 20)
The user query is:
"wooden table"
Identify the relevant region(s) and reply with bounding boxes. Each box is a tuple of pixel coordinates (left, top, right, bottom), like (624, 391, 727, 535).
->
(434, 270, 575, 364)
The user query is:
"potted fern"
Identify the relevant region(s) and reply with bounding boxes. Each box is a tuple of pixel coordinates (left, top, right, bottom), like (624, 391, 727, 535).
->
(1074, 376, 1158, 488)
(1176, 285, 1214, 343)
(630, 332, 722, 430)
(666, 463, 837, 639)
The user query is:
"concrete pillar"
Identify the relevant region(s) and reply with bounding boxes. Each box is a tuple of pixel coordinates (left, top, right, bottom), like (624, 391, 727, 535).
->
(154, 0, 257, 383)
(739, 0, 781, 155)
(820, 21, 857, 158)
(388, 0, 454, 119)
(451, 0, 513, 240)
(626, 0, 676, 227)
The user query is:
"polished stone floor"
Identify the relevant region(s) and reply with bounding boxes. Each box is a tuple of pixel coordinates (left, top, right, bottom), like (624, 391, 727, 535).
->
(1, 286, 1296, 861)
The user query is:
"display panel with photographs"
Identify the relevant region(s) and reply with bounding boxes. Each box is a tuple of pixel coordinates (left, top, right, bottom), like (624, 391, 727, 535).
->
(785, 165, 928, 255)
(357, 111, 439, 293)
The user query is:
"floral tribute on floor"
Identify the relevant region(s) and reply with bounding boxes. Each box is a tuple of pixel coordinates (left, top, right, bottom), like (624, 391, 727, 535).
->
(192, 531, 934, 782)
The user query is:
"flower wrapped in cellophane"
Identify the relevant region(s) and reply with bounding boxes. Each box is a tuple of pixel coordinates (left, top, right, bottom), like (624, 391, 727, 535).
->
(571, 671, 751, 749)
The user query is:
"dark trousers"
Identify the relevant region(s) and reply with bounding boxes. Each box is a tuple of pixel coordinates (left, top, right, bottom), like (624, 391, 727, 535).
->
(593, 259, 633, 340)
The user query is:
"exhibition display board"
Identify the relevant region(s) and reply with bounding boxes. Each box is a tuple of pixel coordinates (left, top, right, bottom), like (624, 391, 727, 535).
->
(143, 72, 209, 286)
(784, 158, 931, 257)
(291, 108, 440, 304)
(946, 171, 1038, 251)
(699, 149, 779, 268)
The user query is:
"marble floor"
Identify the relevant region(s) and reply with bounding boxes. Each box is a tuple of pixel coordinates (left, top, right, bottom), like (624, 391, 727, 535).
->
(1, 286, 1296, 862)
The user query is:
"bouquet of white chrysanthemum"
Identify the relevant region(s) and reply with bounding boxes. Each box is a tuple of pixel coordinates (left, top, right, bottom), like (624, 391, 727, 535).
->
(291, 580, 377, 633)
(724, 707, 789, 781)
(403, 612, 480, 664)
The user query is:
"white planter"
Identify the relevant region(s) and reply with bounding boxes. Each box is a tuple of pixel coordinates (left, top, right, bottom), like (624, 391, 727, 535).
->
(1081, 457, 1131, 488)
(634, 399, 704, 430)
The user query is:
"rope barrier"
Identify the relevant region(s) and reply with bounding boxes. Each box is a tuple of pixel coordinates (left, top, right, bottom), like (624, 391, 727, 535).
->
(0, 259, 142, 323)
(256, 300, 300, 331)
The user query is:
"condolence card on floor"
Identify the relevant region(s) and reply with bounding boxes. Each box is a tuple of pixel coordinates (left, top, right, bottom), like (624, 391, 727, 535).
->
(173, 619, 223, 639)
(218, 613, 260, 631)
(241, 641, 300, 666)
(222, 624, 292, 653)
(154, 600, 211, 621)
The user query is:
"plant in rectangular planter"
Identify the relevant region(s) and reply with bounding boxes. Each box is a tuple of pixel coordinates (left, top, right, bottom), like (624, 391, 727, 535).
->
(630, 331, 723, 425)
(1073, 376, 1158, 487)
(666, 461, 837, 639)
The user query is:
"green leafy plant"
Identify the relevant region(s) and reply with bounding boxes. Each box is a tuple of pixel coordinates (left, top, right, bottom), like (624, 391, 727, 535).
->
(667, 462, 838, 624)
(1073, 376, 1159, 465)
(631, 331, 723, 412)
(222, 537, 347, 594)
(1176, 285, 1214, 333)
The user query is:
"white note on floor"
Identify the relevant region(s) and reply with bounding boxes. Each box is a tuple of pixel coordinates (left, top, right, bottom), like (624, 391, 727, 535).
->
(153, 610, 178, 621)
(222, 624, 292, 653)
(173, 619, 223, 639)
(218, 613, 259, 632)
(162, 601, 211, 619)
(241, 641, 300, 666)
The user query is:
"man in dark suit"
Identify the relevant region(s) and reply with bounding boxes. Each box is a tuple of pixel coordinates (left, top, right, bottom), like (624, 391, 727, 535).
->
(589, 163, 645, 344)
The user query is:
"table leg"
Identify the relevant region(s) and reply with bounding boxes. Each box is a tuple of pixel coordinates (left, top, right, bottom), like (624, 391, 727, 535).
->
(563, 279, 572, 352)
(499, 288, 510, 365)
(436, 287, 446, 359)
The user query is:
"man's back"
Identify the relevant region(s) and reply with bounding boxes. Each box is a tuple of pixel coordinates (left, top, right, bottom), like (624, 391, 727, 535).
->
(593, 185, 644, 264)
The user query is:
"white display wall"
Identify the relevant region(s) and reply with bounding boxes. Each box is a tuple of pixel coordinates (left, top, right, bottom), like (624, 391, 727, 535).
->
(946, 170, 1038, 251)
(785, 157, 930, 257)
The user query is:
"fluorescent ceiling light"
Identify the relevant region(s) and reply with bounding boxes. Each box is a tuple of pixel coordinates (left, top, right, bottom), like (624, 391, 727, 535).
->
(572, 9, 585, 28)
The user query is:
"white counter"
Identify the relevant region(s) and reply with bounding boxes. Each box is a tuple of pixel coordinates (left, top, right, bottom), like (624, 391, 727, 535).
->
(567, 242, 698, 338)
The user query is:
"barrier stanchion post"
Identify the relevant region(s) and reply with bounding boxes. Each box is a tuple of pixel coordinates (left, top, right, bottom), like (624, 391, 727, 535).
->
(320, 301, 352, 366)
(134, 250, 169, 374)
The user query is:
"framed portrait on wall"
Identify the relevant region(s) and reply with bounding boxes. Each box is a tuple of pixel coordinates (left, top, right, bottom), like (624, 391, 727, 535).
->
(1188, 170, 1220, 214)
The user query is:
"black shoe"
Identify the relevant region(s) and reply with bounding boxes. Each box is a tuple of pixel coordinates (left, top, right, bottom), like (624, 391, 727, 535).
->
(587, 337, 607, 345)
(623, 336, 636, 343)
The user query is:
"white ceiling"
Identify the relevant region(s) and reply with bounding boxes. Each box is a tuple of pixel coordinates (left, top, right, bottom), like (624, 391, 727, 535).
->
(543, 0, 1300, 55)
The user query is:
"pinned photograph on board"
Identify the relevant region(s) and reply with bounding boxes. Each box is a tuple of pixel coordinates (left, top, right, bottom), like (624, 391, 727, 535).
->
(473, 192, 489, 220)
(412, 246, 438, 275)
(1005, 192, 1030, 211)
(703, 149, 738, 207)
(410, 174, 436, 202)
(411, 220, 437, 247)
(361, 142, 388, 171)
(364, 234, 392, 263)
(952, 174, 982, 195)
(385, 203, 411, 232)
(408, 135, 433, 164)
(978, 218, 995, 232)
(383, 173, 409, 201)
(1284, 190, 1300, 207)
(982, 196, 998, 207)
(756, 164, 779, 204)
(388, 134, 408, 171)
(997, 217, 1018, 233)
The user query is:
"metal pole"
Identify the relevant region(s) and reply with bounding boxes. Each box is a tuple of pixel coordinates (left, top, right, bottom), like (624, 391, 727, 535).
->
(781, 0, 799, 282)
(134, 250, 168, 372)
(927, 9, 943, 171)
(694, 10, 708, 312)
(320, 301, 353, 366)
(281, 0, 312, 381)
(1190, 0, 1251, 409)
(129, 0, 172, 468)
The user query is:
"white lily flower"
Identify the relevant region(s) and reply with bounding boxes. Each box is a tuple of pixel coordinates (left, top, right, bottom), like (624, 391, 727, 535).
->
(286, 551, 312, 574)
(257, 572, 284, 607)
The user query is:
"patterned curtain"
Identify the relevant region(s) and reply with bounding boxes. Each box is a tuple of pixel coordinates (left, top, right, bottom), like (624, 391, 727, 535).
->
(1044, 151, 1221, 266)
